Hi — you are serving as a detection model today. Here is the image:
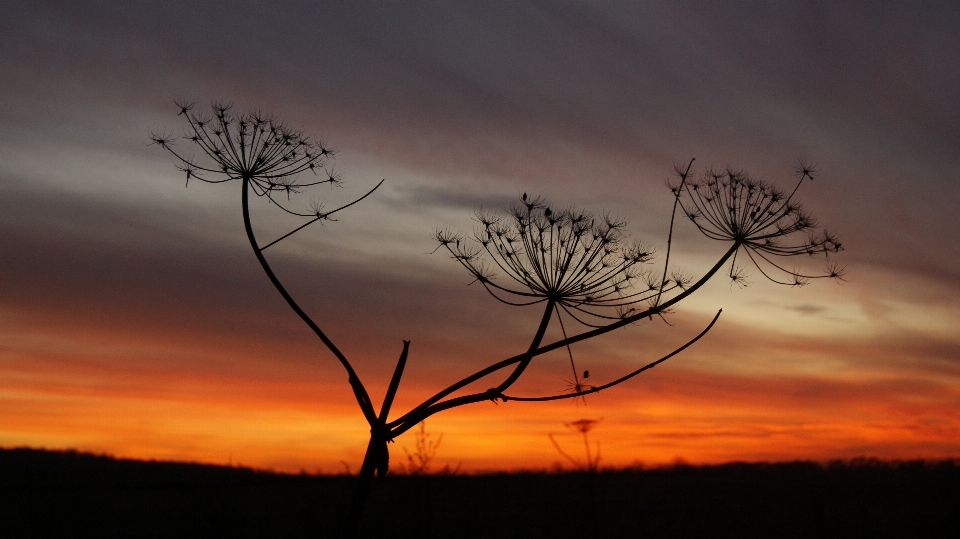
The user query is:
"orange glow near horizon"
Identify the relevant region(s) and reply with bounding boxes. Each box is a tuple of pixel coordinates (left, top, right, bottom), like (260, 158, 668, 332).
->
(3, 307, 958, 474)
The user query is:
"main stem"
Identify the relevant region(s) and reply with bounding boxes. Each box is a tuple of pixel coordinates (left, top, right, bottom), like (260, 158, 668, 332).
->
(344, 435, 381, 539)
(344, 341, 410, 539)
(341, 300, 555, 536)
(583, 431, 593, 471)
(240, 177, 378, 424)
(240, 179, 415, 537)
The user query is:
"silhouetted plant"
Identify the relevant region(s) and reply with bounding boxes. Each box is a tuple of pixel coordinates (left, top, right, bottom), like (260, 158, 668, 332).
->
(395, 422, 457, 476)
(548, 418, 603, 536)
(154, 103, 842, 538)
(549, 419, 602, 473)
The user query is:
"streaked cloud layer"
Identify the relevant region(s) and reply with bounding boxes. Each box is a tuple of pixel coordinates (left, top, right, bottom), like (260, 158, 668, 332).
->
(1, 1, 958, 472)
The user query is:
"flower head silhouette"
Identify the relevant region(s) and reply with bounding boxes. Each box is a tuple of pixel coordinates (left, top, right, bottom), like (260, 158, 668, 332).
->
(673, 163, 844, 286)
(436, 194, 670, 328)
(151, 100, 341, 219)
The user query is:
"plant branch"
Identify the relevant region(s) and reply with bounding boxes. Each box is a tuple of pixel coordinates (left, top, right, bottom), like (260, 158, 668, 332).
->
(656, 158, 695, 306)
(260, 179, 384, 251)
(379, 341, 410, 424)
(504, 308, 721, 402)
(388, 242, 738, 433)
(493, 298, 556, 394)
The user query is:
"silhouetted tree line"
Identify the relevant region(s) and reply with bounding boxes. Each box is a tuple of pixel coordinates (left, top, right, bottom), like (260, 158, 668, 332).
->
(4, 448, 958, 538)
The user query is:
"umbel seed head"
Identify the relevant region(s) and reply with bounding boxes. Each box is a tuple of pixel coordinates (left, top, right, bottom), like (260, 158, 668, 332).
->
(152, 101, 337, 199)
(435, 195, 675, 328)
(672, 164, 844, 286)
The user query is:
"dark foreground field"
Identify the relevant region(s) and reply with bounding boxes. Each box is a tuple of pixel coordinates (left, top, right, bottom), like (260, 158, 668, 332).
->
(2, 448, 957, 538)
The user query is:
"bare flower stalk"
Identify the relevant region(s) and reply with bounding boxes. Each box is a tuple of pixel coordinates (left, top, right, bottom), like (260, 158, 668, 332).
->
(550, 419, 602, 473)
(397, 422, 458, 475)
(154, 102, 843, 538)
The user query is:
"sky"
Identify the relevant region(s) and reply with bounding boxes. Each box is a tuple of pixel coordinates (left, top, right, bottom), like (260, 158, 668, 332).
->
(1, 1, 959, 473)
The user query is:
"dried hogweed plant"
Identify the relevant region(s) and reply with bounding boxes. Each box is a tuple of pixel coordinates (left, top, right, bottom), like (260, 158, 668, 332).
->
(154, 103, 843, 538)
(549, 418, 602, 473)
(547, 418, 603, 534)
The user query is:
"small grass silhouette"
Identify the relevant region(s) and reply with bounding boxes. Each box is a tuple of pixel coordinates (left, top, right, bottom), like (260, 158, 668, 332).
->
(395, 422, 459, 476)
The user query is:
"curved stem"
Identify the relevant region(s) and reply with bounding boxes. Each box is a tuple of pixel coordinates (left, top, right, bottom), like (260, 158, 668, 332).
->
(504, 309, 722, 402)
(493, 298, 555, 393)
(241, 177, 378, 425)
(656, 158, 695, 306)
(387, 299, 555, 438)
(388, 241, 739, 432)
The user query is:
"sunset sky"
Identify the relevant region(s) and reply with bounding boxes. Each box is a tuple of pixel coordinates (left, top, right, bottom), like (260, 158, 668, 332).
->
(2, 1, 959, 473)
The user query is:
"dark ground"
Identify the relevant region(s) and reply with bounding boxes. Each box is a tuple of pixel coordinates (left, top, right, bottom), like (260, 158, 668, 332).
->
(1, 448, 958, 538)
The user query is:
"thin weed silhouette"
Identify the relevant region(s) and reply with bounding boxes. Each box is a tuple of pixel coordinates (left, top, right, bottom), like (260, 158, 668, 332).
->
(395, 422, 459, 476)
(549, 418, 602, 473)
(549, 418, 603, 537)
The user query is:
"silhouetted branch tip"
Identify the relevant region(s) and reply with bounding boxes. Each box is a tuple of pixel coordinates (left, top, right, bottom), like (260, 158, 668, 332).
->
(149, 131, 175, 149)
(174, 99, 195, 116)
(795, 158, 819, 180)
